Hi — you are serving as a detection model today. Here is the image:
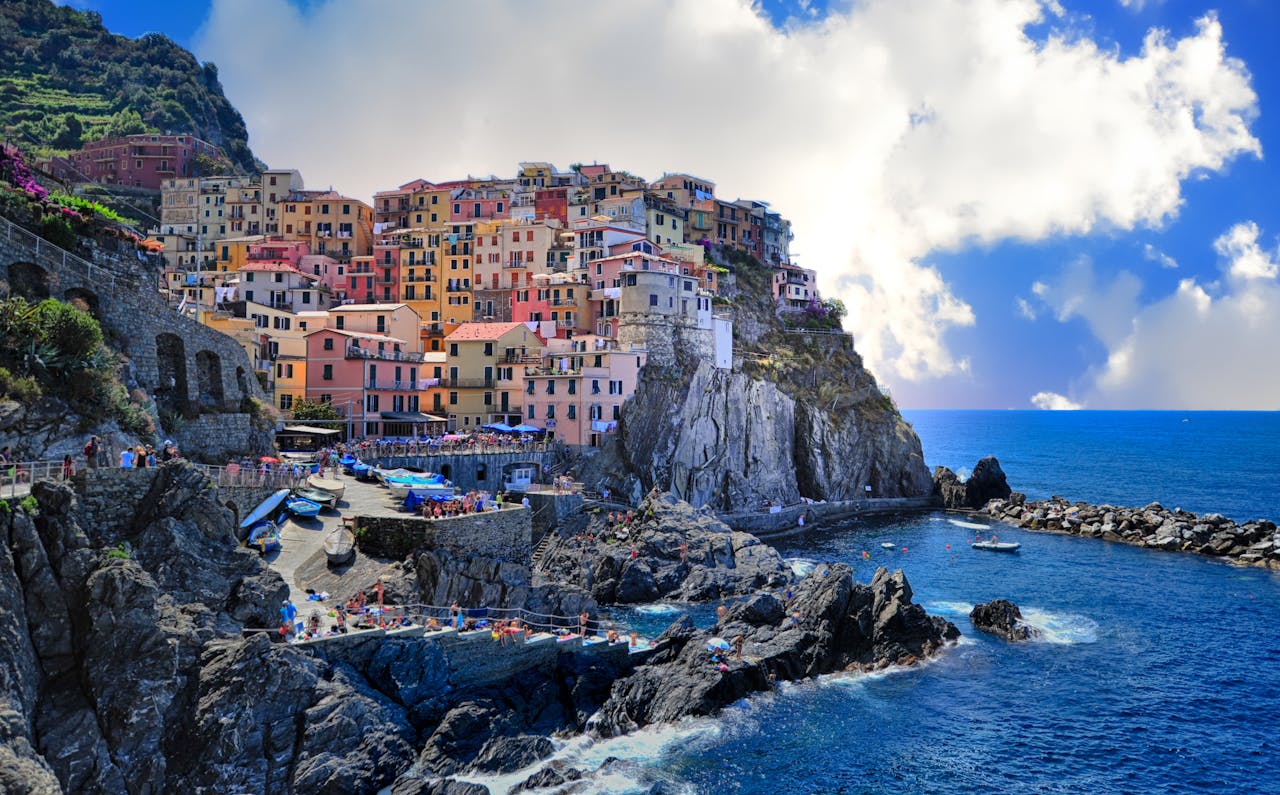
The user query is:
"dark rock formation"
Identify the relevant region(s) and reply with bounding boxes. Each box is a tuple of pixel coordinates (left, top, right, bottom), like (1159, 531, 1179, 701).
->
(590, 565, 959, 737)
(969, 599, 1040, 642)
(539, 491, 792, 603)
(933, 456, 1012, 510)
(984, 495, 1280, 569)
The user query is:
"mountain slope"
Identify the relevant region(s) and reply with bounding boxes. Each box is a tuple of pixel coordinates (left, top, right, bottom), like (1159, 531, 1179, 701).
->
(0, 0, 258, 171)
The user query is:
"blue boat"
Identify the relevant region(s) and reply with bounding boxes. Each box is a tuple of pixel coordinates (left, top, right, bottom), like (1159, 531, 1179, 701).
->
(352, 461, 374, 480)
(339, 454, 358, 474)
(247, 522, 282, 554)
(286, 497, 323, 518)
(238, 489, 290, 539)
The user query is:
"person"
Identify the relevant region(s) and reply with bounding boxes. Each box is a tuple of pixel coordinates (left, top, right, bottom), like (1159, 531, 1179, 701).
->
(607, 628, 621, 644)
(0, 446, 9, 466)
(83, 437, 98, 470)
(733, 634, 745, 660)
(61, 454, 74, 481)
(521, 495, 530, 510)
(630, 630, 639, 648)
(120, 447, 135, 468)
(281, 600, 298, 635)
(145, 445, 156, 468)
(579, 610, 591, 637)
(134, 445, 146, 468)
(334, 609, 347, 633)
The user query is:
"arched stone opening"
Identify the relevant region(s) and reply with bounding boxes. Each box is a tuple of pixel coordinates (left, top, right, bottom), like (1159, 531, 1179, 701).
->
(440, 463, 452, 480)
(155, 333, 189, 412)
(63, 286, 100, 319)
(7, 262, 52, 300)
(195, 350, 225, 409)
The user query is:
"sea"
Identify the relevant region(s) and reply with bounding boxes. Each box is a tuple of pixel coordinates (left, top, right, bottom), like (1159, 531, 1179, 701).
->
(466, 411, 1280, 794)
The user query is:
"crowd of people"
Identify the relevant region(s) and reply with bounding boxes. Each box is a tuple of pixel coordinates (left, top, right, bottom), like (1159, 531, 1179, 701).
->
(336, 432, 546, 459)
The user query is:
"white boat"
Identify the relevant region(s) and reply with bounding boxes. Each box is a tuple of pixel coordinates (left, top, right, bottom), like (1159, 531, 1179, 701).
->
(971, 541, 1021, 553)
(324, 527, 355, 565)
(373, 466, 414, 485)
(880, 542, 897, 550)
(386, 473, 455, 500)
(306, 474, 345, 500)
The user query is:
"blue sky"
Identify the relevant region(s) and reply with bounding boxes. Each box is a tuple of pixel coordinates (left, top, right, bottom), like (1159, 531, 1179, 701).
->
(70, 0, 1280, 410)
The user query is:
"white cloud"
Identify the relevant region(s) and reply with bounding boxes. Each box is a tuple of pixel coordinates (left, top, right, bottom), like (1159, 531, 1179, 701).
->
(1143, 243, 1179, 269)
(196, 0, 1260, 387)
(1213, 221, 1279, 281)
(1031, 391, 1083, 409)
(1035, 222, 1280, 409)
(1015, 297, 1037, 320)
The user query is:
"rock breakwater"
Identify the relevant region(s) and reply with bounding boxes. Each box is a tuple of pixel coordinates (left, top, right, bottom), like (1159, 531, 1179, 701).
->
(983, 494, 1280, 570)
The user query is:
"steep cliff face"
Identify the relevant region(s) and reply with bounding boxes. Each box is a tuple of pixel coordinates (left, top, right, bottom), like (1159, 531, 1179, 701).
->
(618, 255, 930, 510)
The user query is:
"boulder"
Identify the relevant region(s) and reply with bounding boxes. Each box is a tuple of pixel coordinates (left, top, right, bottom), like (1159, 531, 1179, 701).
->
(969, 599, 1041, 642)
(933, 457, 1012, 510)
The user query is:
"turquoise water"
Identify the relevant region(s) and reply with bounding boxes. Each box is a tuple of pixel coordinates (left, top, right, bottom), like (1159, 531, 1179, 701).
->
(569, 411, 1280, 793)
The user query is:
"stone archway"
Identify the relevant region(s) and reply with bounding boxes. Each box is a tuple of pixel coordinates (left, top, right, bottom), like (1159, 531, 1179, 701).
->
(7, 262, 52, 300)
(63, 286, 100, 319)
(195, 350, 225, 409)
(156, 333, 188, 412)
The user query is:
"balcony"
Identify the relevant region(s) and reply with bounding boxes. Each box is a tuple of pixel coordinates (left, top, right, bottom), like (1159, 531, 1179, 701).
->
(403, 274, 437, 283)
(365, 380, 418, 391)
(504, 352, 542, 364)
(503, 261, 528, 269)
(435, 378, 494, 389)
(548, 297, 576, 306)
(445, 283, 471, 293)
(345, 345, 426, 363)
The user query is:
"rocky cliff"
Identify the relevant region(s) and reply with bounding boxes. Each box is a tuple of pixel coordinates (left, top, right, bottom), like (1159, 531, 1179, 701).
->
(615, 252, 930, 511)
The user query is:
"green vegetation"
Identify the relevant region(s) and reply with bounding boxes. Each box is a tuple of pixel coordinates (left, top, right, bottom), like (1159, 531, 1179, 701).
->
(105, 543, 130, 560)
(18, 495, 38, 514)
(290, 398, 344, 423)
(0, 0, 258, 171)
(0, 296, 154, 441)
(0, 499, 9, 514)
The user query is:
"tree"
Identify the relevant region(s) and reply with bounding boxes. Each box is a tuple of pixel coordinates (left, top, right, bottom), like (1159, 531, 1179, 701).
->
(51, 112, 82, 150)
(290, 398, 344, 423)
(104, 108, 147, 139)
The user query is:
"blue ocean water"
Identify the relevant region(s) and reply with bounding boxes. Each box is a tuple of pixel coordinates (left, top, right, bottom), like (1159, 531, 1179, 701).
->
(903, 410, 1280, 523)
(528, 411, 1280, 794)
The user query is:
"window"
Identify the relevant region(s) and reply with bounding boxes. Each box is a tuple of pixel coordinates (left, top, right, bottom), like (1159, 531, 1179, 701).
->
(546, 405, 555, 419)
(323, 337, 334, 350)
(449, 343, 458, 356)
(483, 342, 493, 356)
(649, 294, 658, 307)
(567, 405, 576, 419)
(449, 391, 458, 405)
(279, 394, 293, 410)
(322, 364, 333, 380)
(568, 380, 577, 395)
(526, 382, 535, 395)
(483, 392, 492, 406)
(613, 404, 621, 420)
(591, 379, 600, 394)
(528, 405, 535, 419)
(546, 380, 556, 395)
(336, 316, 344, 330)
(301, 292, 311, 305)
(319, 394, 332, 404)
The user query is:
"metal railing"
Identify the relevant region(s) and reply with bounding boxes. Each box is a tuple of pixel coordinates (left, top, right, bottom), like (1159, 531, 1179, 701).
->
(1, 213, 119, 292)
(0, 459, 70, 498)
(193, 462, 309, 489)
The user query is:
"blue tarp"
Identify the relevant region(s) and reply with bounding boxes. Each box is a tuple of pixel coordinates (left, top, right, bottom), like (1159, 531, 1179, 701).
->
(403, 492, 426, 512)
(511, 423, 544, 433)
(483, 422, 515, 432)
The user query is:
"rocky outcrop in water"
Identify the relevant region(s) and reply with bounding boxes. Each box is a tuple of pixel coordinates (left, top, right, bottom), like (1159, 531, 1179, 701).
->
(538, 491, 792, 603)
(933, 456, 1012, 510)
(587, 564, 959, 738)
(984, 496, 1280, 569)
(969, 599, 1040, 642)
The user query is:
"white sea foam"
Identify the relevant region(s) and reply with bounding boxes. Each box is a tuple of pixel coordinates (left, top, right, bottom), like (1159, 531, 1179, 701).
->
(948, 519, 994, 531)
(1019, 607, 1100, 645)
(787, 557, 818, 577)
(925, 600, 975, 616)
(631, 603, 682, 615)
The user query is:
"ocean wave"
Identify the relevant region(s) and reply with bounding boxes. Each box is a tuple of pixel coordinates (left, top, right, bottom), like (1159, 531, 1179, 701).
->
(924, 600, 975, 616)
(948, 519, 995, 531)
(1019, 607, 1100, 645)
(787, 557, 818, 577)
(630, 603, 683, 615)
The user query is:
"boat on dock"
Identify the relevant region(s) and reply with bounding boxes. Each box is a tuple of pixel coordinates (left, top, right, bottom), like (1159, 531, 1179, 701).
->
(386, 472, 455, 500)
(237, 489, 290, 541)
(351, 461, 374, 480)
(285, 496, 323, 518)
(292, 486, 337, 509)
(247, 522, 282, 554)
(338, 454, 358, 474)
(324, 527, 355, 565)
(971, 540, 1021, 553)
(306, 474, 345, 500)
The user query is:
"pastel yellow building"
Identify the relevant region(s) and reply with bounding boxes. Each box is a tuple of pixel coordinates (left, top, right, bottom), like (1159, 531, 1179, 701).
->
(439, 322, 544, 431)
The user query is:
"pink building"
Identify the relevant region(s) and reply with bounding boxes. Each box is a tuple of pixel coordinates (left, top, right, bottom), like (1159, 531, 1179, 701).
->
(304, 325, 431, 438)
(449, 185, 510, 222)
(521, 335, 648, 447)
(56, 133, 220, 190)
(247, 239, 308, 267)
(511, 275, 588, 338)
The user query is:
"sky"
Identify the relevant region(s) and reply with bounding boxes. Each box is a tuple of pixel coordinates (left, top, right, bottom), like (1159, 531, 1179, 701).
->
(70, 0, 1280, 410)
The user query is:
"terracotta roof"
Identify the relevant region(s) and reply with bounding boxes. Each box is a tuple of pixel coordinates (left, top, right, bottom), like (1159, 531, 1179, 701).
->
(304, 328, 408, 344)
(445, 321, 534, 341)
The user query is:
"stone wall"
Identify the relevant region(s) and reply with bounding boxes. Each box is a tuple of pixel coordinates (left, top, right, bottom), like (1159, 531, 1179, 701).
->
(355, 507, 532, 564)
(0, 216, 270, 457)
(75, 466, 279, 537)
(172, 413, 274, 465)
(366, 451, 551, 494)
(720, 496, 939, 537)
(523, 492, 583, 537)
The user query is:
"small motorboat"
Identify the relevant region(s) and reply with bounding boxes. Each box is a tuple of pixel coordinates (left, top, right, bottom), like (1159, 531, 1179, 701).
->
(386, 472, 456, 500)
(880, 542, 897, 550)
(339, 454, 358, 474)
(971, 541, 1021, 553)
(238, 489, 290, 541)
(351, 461, 374, 480)
(247, 522, 282, 554)
(307, 474, 345, 500)
(373, 466, 413, 485)
(285, 496, 323, 518)
(292, 487, 337, 509)
(324, 527, 355, 565)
